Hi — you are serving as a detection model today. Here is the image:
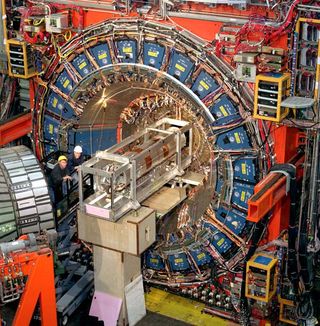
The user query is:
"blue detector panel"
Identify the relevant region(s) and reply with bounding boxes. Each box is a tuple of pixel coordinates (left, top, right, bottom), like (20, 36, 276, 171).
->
(233, 157, 257, 183)
(168, 253, 190, 271)
(167, 51, 195, 83)
(89, 43, 112, 67)
(203, 221, 216, 233)
(191, 70, 219, 99)
(46, 92, 75, 119)
(168, 233, 178, 244)
(215, 207, 246, 236)
(215, 179, 223, 193)
(43, 115, 60, 143)
(145, 252, 165, 270)
(143, 42, 165, 69)
(209, 95, 240, 126)
(184, 232, 193, 240)
(203, 223, 233, 254)
(69, 128, 117, 156)
(232, 182, 255, 211)
(55, 70, 75, 95)
(116, 39, 137, 63)
(211, 229, 233, 254)
(44, 144, 58, 157)
(216, 126, 251, 150)
(71, 54, 94, 78)
(190, 248, 212, 266)
(43, 115, 60, 156)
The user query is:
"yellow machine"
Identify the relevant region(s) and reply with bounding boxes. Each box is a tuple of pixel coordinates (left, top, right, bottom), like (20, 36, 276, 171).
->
(279, 297, 297, 325)
(6, 39, 36, 78)
(245, 253, 278, 303)
(253, 72, 291, 122)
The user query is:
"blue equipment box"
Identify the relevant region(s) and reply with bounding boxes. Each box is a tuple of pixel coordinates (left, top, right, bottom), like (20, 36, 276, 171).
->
(143, 42, 165, 69)
(71, 54, 94, 78)
(168, 253, 190, 271)
(192, 70, 219, 99)
(233, 157, 257, 183)
(167, 50, 194, 83)
(209, 95, 240, 126)
(89, 43, 112, 67)
(231, 182, 255, 210)
(215, 207, 246, 235)
(216, 126, 251, 150)
(46, 92, 75, 119)
(55, 70, 75, 95)
(116, 39, 137, 63)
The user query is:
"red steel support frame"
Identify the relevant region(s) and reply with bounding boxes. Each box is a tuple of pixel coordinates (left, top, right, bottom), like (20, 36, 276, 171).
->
(0, 112, 32, 146)
(247, 126, 305, 241)
(13, 248, 57, 326)
(1, 248, 57, 326)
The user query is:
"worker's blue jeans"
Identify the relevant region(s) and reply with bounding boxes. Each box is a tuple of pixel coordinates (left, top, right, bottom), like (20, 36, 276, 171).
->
(48, 186, 56, 207)
(71, 172, 79, 185)
(62, 180, 68, 195)
(48, 180, 68, 207)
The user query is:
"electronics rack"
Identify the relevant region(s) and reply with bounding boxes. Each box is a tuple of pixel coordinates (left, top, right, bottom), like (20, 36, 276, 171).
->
(294, 18, 320, 120)
(6, 39, 36, 78)
(253, 72, 290, 122)
(245, 253, 278, 303)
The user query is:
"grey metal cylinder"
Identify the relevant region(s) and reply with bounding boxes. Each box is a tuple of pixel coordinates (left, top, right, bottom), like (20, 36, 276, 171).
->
(0, 233, 37, 254)
(0, 146, 55, 241)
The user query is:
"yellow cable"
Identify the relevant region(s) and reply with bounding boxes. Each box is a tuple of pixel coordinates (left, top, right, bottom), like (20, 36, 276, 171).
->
(33, 18, 44, 26)
(64, 30, 72, 42)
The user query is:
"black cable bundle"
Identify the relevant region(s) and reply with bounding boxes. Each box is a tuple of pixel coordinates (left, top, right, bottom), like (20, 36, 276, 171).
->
(275, 164, 300, 294)
(273, 159, 317, 325)
(210, 260, 222, 290)
(239, 164, 298, 325)
(298, 211, 312, 292)
(239, 213, 271, 326)
(296, 292, 314, 325)
(295, 132, 320, 325)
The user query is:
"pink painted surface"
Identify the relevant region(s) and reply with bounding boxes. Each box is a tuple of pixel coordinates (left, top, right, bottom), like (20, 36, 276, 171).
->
(85, 204, 110, 219)
(89, 290, 122, 326)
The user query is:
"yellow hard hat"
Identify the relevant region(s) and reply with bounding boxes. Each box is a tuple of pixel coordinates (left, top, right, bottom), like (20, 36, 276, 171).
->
(58, 155, 68, 162)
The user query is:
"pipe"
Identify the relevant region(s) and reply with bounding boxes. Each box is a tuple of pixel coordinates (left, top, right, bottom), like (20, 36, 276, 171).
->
(41, 0, 116, 11)
(168, 11, 249, 24)
(0, 234, 37, 254)
(0, 0, 7, 70)
(168, 0, 312, 31)
(298, 4, 320, 12)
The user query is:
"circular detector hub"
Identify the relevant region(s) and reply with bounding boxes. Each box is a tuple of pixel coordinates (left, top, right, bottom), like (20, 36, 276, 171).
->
(34, 19, 265, 283)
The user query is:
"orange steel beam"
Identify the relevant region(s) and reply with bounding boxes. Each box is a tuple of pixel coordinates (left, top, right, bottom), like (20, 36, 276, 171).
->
(272, 126, 306, 164)
(0, 112, 32, 146)
(1, 248, 57, 326)
(247, 155, 304, 224)
(13, 248, 57, 326)
(258, 126, 306, 241)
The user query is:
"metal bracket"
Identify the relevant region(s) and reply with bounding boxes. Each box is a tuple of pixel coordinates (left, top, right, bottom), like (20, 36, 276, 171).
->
(269, 164, 296, 194)
(269, 170, 291, 194)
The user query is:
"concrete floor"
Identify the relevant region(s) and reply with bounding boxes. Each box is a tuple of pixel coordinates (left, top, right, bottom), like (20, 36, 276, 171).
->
(2, 300, 189, 326)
